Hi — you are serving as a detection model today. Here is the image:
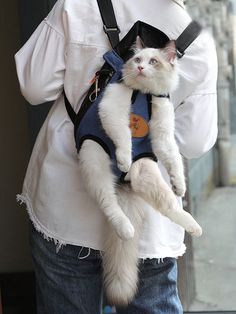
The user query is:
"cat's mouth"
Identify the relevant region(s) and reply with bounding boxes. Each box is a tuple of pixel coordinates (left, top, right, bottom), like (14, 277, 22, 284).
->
(136, 72, 146, 78)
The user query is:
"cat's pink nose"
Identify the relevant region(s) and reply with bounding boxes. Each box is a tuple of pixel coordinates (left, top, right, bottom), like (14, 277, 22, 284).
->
(138, 66, 144, 72)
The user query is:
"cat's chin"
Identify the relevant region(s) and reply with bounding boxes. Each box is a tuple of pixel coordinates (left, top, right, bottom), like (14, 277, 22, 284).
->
(124, 76, 149, 92)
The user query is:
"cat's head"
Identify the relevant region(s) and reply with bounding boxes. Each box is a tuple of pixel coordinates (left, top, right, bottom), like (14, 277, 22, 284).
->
(122, 37, 179, 95)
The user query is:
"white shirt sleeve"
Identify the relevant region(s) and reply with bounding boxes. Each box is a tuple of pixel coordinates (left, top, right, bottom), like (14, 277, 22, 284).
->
(175, 93, 217, 159)
(174, 32, 218, 159)
(15, 2, 66, 105)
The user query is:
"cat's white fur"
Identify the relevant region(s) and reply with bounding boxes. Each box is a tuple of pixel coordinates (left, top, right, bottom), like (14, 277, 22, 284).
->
(78, 40, 202, 305)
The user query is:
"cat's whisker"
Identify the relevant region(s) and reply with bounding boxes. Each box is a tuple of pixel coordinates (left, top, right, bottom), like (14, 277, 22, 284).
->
(120, 71, 137, 81)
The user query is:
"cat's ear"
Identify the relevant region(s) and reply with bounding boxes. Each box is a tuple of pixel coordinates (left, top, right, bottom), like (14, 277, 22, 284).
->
(135, 36, 145, 50)
(163, 40, 177, 65)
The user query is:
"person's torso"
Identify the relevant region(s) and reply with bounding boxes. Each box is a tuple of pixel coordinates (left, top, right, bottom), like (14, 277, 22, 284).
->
(22, 0, 199, 255)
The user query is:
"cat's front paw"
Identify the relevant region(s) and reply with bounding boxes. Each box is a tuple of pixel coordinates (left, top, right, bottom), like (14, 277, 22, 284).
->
(116, 148, 132, 173)
(170, 174, 186, 197)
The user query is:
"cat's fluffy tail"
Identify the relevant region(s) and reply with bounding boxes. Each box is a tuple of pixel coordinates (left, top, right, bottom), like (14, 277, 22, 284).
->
(103, 186, 144, 306)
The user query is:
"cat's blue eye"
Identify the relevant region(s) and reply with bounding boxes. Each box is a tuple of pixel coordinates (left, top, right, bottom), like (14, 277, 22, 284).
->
(149, 58, 158, 65)
(134, 57, 142, 63)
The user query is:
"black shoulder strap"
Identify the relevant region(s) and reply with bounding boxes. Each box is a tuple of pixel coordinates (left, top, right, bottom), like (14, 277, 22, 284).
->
(96, 0, 120, 48)
(176, 21, 202, 58)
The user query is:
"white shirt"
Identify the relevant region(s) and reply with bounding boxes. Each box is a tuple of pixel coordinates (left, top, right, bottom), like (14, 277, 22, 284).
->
(15, 0, 218, 258)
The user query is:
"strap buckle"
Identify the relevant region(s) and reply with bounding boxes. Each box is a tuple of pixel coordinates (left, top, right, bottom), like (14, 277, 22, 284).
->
(103, 25, 120, 35)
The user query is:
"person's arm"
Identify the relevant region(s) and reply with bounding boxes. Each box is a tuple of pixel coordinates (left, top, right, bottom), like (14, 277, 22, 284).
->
(174, 32, 218, 159)
(15, 0, 66, 105)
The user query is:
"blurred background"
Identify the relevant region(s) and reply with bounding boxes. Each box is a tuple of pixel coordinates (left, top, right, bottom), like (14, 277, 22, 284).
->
(0, 0, 236, 313)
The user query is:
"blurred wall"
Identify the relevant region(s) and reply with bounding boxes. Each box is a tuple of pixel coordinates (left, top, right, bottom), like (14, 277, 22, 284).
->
(185, 1, 218, 214)
(0, 0, 57, 274)
(0, 1, 32, 272)
(230, 0, 236, 134)
(186, 0, 235, 207)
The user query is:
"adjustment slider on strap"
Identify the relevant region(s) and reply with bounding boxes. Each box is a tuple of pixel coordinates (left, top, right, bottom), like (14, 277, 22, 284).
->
(103, 25, 120, 35)
(176, 48, 185, 59)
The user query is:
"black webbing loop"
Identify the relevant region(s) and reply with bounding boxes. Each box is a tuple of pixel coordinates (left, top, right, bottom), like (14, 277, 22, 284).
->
(97, 0, 120, 49)
(176, 21, 202, 58)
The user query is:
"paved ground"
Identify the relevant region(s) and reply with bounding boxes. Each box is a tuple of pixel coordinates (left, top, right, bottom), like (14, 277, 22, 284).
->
(189, 135, 236, 311)
(190, 186, 236, 311)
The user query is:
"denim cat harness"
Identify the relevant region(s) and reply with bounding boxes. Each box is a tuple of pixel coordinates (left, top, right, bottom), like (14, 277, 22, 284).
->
(74, 50, 156, 182)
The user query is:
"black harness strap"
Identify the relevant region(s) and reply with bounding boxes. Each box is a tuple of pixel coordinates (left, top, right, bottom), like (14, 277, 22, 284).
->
(63, 90, 77, 124)
(176, 21, 202, 58)
(97, 0, 120, 49)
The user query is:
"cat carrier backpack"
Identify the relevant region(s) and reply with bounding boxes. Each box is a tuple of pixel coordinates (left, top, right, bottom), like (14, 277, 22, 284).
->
(64, 0, 202, 183)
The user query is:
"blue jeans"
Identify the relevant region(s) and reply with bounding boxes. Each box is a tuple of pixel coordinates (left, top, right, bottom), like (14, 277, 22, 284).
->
(29, 223, 183, 314)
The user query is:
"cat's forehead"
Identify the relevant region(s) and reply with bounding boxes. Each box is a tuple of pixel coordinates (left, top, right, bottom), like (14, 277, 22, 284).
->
(133, 48, 161, 59)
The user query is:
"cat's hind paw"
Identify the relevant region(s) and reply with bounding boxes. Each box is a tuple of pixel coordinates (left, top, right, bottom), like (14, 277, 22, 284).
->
(186, 223, 202, 237)
(170, 175, 186, 197)
(111, 215, 135, 240)
(116, 221, 135, 240)
(116, 148, 132, 173)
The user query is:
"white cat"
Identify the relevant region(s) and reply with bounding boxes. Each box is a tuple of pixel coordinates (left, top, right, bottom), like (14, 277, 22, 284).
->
(78, 38, 202, 305)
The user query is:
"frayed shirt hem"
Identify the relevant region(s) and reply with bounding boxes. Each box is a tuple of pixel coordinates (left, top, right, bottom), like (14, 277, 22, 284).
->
(17, 193, 186, 259)
(17, 193, 68, 251)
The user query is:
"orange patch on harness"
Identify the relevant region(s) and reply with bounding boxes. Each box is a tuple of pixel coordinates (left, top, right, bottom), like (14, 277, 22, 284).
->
(129, 113, 149, 138)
